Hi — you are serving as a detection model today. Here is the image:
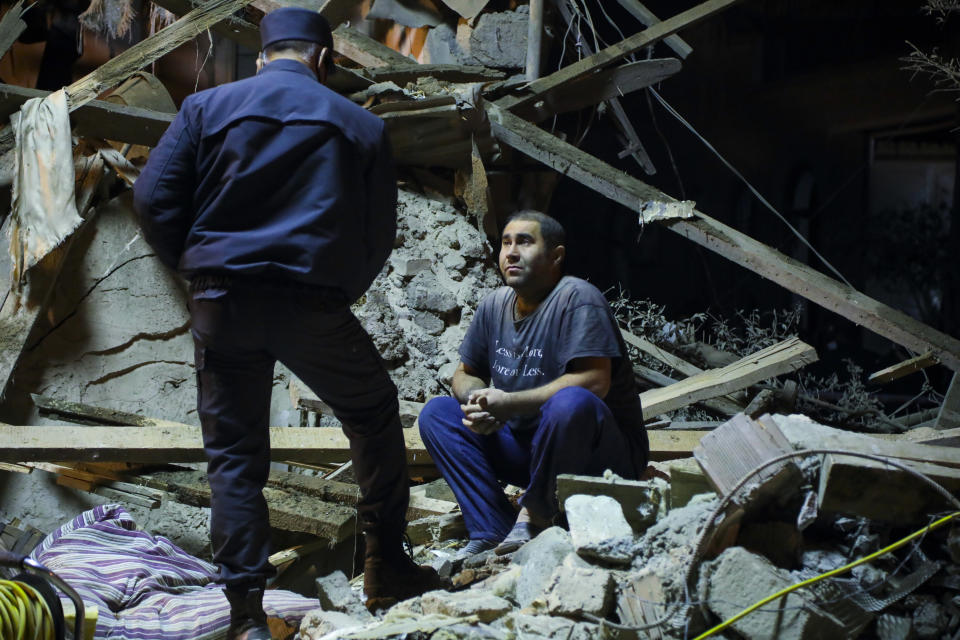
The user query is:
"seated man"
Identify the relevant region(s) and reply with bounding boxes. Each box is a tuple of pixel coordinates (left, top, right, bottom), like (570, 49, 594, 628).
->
(419, 211, 649, 556)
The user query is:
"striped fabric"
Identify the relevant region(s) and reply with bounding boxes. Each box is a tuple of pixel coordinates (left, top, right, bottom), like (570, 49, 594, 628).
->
(30, 504, 320, 639)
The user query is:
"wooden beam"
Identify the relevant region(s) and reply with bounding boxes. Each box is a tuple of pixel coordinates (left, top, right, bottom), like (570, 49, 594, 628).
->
(867, 351, 939, 385)
(149, 0, 261, 50)
(611, 0, 693, 59)
(496, 0, 742, 111)
(0, 84, 175, 147)
(669, 214, 960, 372)
(521, 59, 681, 123)
(488, 102, 960, 372)
(32, 394, 185, 427)
(361, 64, 506, 85)
(330, 24, 412, 68)
(634, 363, 743, 417)
(142, 468, 358, 541)
(0, 422, 703, 465)
(551, 0, 658, 174)
(622, 328, 703, 377)
(639, 337, 817, 419)
(486, 102, 694, 224)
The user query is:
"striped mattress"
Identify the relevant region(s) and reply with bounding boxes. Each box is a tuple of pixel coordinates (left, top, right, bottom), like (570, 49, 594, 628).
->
(29, 504, 319, 639)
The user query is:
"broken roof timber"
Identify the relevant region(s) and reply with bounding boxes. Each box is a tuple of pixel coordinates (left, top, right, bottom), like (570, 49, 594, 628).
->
(487, 103, 960, 372)
(330, 24, 413, 68)
(612, 0, 694, 59)
(149, 0, 261, 50)
(0, 84, 174, 147)
(496, 0, 743, 112)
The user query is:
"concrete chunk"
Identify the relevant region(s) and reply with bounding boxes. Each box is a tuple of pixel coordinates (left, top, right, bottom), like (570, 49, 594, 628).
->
(557, 473, 668, 533)
(298, 609, 365, 639)
(565, 494, 632, 546)
(703, 546, 851, 640)
(511, 526, 575, 608)
(314, 570, 374, 622)
(543, 565, 614, 618)
(421, 589, 514, 623)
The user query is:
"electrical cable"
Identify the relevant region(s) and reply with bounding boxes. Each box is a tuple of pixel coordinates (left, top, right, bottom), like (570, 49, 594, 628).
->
(647, 87, 853, 288)
(0, 578, 56, 640)
(692, 511, 960, 640)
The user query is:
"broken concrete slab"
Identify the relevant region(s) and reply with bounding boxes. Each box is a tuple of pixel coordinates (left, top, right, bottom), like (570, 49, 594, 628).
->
(315, 571, 373, 622)
(495, 613, 606, 640)
(510, 526, 581, 608)
(420, 589, 513, 623)
(541, 565, 614, 619)
(702, 546, 852, 640)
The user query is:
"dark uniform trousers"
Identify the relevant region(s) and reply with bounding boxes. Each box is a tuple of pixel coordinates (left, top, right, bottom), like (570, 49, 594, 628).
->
(189, 278, 409, 587)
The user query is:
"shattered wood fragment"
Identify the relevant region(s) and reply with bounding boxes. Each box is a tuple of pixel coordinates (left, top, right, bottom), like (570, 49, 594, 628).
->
(633, 362, 744, 417)
(65, 0, 259, 110)
(818, 453, 960, 524)
(455, 136, 496, 238)
(867, 351, 938, 385)
(0, 0, 28, 61)
(612, 0, 693, 59)
(148, 0, 260, 49)
(0, 462, 30, 473)
(361, 63, 506, 84)
(0, 424, 434, 466)
(693, 413, 800, 509)
(639, 337, 818, 419)
(495, 0, 742, 112)
(486, 102, 694, 224)
(330, 24, 412, 68)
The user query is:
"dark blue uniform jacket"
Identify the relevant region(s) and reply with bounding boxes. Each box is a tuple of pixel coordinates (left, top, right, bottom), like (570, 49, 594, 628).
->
(133, 59, 397, 302)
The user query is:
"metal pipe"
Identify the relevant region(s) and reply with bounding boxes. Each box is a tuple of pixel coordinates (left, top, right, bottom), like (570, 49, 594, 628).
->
(526, 0, 544, 81)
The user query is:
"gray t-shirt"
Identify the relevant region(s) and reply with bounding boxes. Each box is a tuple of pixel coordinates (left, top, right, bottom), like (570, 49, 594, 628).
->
(459, 275, 641, 432)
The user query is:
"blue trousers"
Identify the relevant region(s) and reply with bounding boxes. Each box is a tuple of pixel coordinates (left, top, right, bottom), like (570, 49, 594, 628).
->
(419, 387, 644, 542)
(189, 280, 409, 587)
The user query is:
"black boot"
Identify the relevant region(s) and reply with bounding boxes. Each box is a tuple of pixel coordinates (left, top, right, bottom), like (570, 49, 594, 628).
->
(224, 585, 272, 640)
(363, 530, 449, 611)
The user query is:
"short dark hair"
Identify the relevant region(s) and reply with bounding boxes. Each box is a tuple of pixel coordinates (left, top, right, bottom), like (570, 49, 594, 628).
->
(265, 39, 333, 72)
(505, 210, 566, 250)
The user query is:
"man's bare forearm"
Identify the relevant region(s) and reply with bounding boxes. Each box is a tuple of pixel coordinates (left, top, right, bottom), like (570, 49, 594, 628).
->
(452, 366, 488, 404)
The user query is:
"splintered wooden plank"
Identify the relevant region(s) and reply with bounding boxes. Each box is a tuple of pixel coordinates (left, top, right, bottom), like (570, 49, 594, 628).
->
(0, 0, 27, 61)
(639, 337, 817, 419)
(150, 0, 261, 49)
(0, 424, 434, 465)
(66, 0, 259, 110)
(495, 0, 742, 111)
(818, 453, 960, 524)
(622, 329, 703, 377)
(693, 414, 800, 506)
(487, 102, 695, 224)
(868, 352, 938, 385)
(330, 24, 412, 68)
(488, 102, 960, 372)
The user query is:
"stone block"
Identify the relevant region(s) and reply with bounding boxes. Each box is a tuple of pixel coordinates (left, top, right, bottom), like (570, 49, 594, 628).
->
(314, 570, 373, 622)
(412, 310, 445, 335)
(703, 546, 852, 640)
(392, 256, 432, 278)
(421, 589, 514, 623)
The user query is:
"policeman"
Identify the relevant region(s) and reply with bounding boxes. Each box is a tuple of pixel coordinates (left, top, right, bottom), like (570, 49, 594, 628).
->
(133, 9, 445, 638)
